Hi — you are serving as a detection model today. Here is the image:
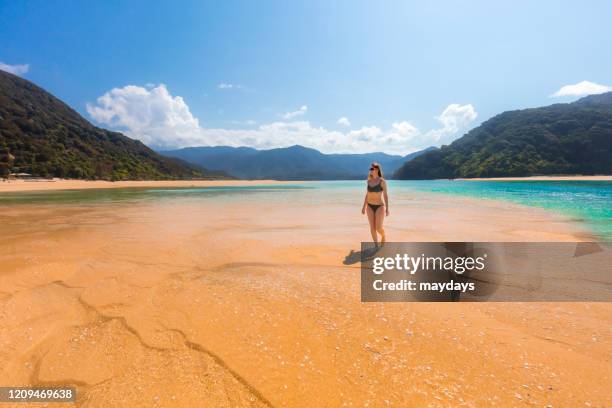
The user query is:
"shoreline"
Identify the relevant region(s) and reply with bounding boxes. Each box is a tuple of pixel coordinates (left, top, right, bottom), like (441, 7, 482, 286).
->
(457, 175, 612, 181)
(0, 177, 604, 241)
(0, 178, 292, 193)
(1, 175, 610, 194)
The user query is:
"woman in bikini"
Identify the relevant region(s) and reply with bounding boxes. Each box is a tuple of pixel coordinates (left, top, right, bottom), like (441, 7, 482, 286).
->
(361, 162, 389, 246)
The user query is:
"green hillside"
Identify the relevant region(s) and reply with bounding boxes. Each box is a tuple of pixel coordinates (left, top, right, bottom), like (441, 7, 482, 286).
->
(395, 93, 612, 179)
(0, 70, 222, 180)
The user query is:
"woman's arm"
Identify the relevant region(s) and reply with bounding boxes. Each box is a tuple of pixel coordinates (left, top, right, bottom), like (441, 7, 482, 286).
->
(383, 180, 389, 216)
(362, 192, 368, 214)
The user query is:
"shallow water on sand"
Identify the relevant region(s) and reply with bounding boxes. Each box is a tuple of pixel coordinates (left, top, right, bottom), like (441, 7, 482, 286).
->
(0, 183, 610, 407)
(393, 180, 612, 240)
(1, 180, 610, 239)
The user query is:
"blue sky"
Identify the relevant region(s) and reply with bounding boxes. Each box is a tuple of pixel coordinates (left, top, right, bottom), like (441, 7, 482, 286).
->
(1, 0, 611, 154)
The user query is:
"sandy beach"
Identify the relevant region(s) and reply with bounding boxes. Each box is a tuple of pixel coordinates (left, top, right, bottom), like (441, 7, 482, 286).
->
(0, 185, 610, 407)
(0, 179, 292, 193)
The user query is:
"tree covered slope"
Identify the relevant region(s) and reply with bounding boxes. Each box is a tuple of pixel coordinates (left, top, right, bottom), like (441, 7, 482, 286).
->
(395, 93, 612, 179)
(0, 70, 221, 180)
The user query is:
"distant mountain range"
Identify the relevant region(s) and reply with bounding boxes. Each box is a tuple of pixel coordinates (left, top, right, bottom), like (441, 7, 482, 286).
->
(160, 145, 436, 180)
(395, 93, 612, 179)
(0, 70, 225, 180)
(3, 68, 609, 182)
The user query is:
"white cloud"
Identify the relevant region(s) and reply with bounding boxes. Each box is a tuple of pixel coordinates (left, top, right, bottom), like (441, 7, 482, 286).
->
(282, 105, 308, 120)
(217, 82, 244, 90)
(551, 81, 612, 98)
(427, 103, 478, 143)
(86, 84, 201, 148)
(87, 84, 477, 154)
(382, 121, 421, 146)
(347, 126, 383, 142)
(0, 62, 29, 76)
(391, 121, 419, 138)
(337, 116, 351, 127)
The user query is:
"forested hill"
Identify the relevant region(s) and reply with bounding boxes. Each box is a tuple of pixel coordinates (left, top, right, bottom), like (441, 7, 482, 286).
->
(0, 70, 222, 180)
(394, 93, 612, 179)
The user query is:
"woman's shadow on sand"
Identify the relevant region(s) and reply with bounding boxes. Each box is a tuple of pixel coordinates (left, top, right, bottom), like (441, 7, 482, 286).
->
(343, 246, 381, 265)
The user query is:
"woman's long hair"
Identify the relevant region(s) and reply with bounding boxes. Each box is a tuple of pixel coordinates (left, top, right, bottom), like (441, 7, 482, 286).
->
(368, 162, 383, 179)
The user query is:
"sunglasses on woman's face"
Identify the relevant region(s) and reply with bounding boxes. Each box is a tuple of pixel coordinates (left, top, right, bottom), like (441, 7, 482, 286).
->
(370, 167, 378, 171)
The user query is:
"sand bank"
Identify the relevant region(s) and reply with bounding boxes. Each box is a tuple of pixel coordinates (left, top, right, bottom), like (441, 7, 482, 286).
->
(0, 189, 609, 407)
(0, 178, 291, 193)
(1, 176, 609, 195)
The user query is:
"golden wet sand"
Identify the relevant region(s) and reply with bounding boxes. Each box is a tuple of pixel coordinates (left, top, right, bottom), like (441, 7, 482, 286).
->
(0, 189, 610, 407)
(0, 179, 290, 193)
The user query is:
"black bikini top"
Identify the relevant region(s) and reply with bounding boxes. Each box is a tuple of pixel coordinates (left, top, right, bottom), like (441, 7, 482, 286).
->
(367, 179, 383, 192)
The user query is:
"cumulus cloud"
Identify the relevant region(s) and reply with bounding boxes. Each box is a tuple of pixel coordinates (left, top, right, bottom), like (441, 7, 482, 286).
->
(0, 62, 29, 76)
(427, 103, 478, 143)
(337, 116, 351, 127)
(347, 126, 383, 143)
(87, 84, 477, 154)
(551, 81, 612, 98)
(86, 84, 201, 148)
(282, 105, 308, 120)
(217, 82, 244, 90)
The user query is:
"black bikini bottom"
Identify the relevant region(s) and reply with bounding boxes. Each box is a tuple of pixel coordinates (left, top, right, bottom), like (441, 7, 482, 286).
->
(367, 203, 384, 213)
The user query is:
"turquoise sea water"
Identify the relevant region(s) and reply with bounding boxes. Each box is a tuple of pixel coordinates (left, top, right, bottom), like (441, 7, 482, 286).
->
(310, 180, 612, 240)
(1, 180, 610, 240)
(394, 180, 612, 240)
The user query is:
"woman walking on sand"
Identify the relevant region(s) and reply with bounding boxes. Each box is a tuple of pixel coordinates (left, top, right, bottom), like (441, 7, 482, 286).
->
(362, 162, 389, 246)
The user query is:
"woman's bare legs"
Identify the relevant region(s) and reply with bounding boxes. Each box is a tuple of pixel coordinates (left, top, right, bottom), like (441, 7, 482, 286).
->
(366, 205, 377, 244)
(375, 206, 385, 244)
